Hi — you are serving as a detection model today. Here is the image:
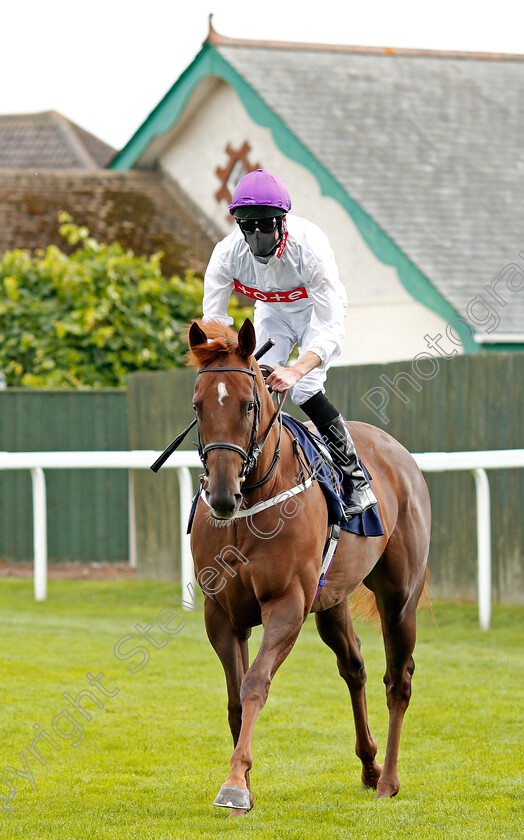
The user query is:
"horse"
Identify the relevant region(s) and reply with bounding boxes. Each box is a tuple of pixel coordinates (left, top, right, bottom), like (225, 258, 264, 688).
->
(186, 318, 431, 816)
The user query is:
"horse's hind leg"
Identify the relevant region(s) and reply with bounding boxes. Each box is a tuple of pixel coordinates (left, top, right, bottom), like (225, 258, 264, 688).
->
(315, 599, 382, 789)
(367, 562, 426, 798)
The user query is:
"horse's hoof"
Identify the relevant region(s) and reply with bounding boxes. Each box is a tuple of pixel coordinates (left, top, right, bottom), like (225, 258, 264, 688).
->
(213, 784, 251, 811)
(361, 762, 382, 789)
(362, 779, 378, 790)
(228, 808, 249, 819)
(376, 781, 399, 798)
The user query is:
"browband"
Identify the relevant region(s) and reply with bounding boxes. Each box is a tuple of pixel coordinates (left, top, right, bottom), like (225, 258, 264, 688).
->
(197, 366, 256, 377)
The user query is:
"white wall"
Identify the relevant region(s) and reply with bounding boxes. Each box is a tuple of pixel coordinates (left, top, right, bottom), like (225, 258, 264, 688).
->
(160, 79, 456, 365)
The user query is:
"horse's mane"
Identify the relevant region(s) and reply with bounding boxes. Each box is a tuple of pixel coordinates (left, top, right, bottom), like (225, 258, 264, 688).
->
(186, 320, 240, 369)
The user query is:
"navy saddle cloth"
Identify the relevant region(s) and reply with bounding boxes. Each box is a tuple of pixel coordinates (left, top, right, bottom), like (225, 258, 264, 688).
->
(282, 414, 384, 537)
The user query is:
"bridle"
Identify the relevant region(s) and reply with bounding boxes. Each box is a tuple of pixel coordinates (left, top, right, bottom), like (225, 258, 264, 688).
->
(148, 338, 283, 483)
(195, 365, 286, 491)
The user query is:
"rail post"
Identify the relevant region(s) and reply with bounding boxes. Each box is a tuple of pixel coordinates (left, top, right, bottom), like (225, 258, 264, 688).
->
(177, 466, 196, 603)
(473, 468, 492, 630)
(30, 468, 47, 602)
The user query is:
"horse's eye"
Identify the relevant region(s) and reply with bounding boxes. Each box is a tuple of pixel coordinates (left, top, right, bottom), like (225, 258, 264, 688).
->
(246, 402, 255, 414)
(192, 403, 199, 413)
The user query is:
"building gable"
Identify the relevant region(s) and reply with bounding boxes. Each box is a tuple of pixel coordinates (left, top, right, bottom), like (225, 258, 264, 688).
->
(110, 29, 524, 351)
(110, 41, 464, 336)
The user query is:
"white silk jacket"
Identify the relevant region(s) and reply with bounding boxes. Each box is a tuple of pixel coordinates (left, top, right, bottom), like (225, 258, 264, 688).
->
(202, 215, 348, 366)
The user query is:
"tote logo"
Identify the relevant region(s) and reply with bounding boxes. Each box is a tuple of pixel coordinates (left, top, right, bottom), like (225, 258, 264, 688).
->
(215, 142, 260, 223)
(234, 280, 308, 303)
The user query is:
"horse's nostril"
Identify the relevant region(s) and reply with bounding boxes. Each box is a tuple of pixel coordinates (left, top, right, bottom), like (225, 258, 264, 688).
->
(208, 490, 239, 519)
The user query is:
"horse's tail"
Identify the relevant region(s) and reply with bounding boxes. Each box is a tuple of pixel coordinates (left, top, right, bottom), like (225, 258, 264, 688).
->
(350, 584, 381, 626)
(350, 568, 432, 627)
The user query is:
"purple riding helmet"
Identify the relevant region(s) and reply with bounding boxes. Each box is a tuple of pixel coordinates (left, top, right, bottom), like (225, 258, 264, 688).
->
(229, 169, 292, 258)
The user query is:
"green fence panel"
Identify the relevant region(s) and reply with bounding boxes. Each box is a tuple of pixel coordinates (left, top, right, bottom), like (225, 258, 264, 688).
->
(324, 353, 524, 603)
(127, 354, 524, 602)
(127, 369, 198, 581)
(0, 390, 129, 563)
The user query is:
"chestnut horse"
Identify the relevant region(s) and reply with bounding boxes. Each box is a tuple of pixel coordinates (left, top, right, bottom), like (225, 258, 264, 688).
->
(187, 318, 431, 816)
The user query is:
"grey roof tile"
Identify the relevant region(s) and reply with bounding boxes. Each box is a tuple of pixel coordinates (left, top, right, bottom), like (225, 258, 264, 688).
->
(0, 111, 115, 169)
(217, 44, 524, 333)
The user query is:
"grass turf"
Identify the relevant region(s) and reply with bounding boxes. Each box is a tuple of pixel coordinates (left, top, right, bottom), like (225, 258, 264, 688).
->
(0, 578, 523, 839)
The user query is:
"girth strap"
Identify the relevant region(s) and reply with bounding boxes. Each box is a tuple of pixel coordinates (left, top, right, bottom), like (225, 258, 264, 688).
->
(313, 524, 341, 601)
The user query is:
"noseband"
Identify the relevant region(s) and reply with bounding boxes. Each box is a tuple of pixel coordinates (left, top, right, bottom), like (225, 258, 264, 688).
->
(196, 365, 285, 490)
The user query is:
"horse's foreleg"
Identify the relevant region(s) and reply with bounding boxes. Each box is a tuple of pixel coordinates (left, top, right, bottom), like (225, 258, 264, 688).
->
(204, 598, 252, 805)
(216, 590, 306, 809)
(315, 599, 382, 789)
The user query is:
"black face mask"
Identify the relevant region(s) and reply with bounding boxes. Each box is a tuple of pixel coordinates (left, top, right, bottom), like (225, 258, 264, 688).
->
(238, 217, 284, 257)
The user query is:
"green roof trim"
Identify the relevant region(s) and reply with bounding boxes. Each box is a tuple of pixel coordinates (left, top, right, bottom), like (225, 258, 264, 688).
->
(482, 343, 524, 352)
(110, 43, 475, 349)
(109, 44, 216, 171)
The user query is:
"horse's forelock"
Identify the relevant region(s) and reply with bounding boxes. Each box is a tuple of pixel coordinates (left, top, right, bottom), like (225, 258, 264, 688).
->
(185, 320, 240, 369)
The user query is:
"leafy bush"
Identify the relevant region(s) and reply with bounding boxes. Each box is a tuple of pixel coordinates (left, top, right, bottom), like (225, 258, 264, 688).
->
(0, 214, 252, 387)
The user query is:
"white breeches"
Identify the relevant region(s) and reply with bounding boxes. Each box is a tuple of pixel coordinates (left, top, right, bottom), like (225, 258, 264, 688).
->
(253, 305, 329, 405)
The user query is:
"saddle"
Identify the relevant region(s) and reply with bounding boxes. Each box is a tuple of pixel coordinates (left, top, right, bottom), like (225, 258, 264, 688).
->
(281, 413, 384, 537)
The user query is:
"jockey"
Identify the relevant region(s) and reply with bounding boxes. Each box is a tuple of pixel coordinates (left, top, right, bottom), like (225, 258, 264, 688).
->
(202, 168, 377, 518)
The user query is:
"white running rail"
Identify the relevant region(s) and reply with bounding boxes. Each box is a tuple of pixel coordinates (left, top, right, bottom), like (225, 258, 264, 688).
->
(0, 451, 200, 605)
(1, 448, 523, 628)
(413, 449, 524, 630)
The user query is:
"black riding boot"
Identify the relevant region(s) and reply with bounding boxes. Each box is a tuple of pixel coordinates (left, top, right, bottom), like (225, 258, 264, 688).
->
(317, 414, 377, 518)
(300, 392, 377, 520)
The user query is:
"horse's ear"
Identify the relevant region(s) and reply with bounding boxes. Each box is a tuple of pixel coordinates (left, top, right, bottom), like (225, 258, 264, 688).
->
(189, 321, 207, 348)
(237, 319, 256, 359)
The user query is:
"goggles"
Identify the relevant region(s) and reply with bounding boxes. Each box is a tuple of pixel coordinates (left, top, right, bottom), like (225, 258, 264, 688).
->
(236, 217, 280, 234)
